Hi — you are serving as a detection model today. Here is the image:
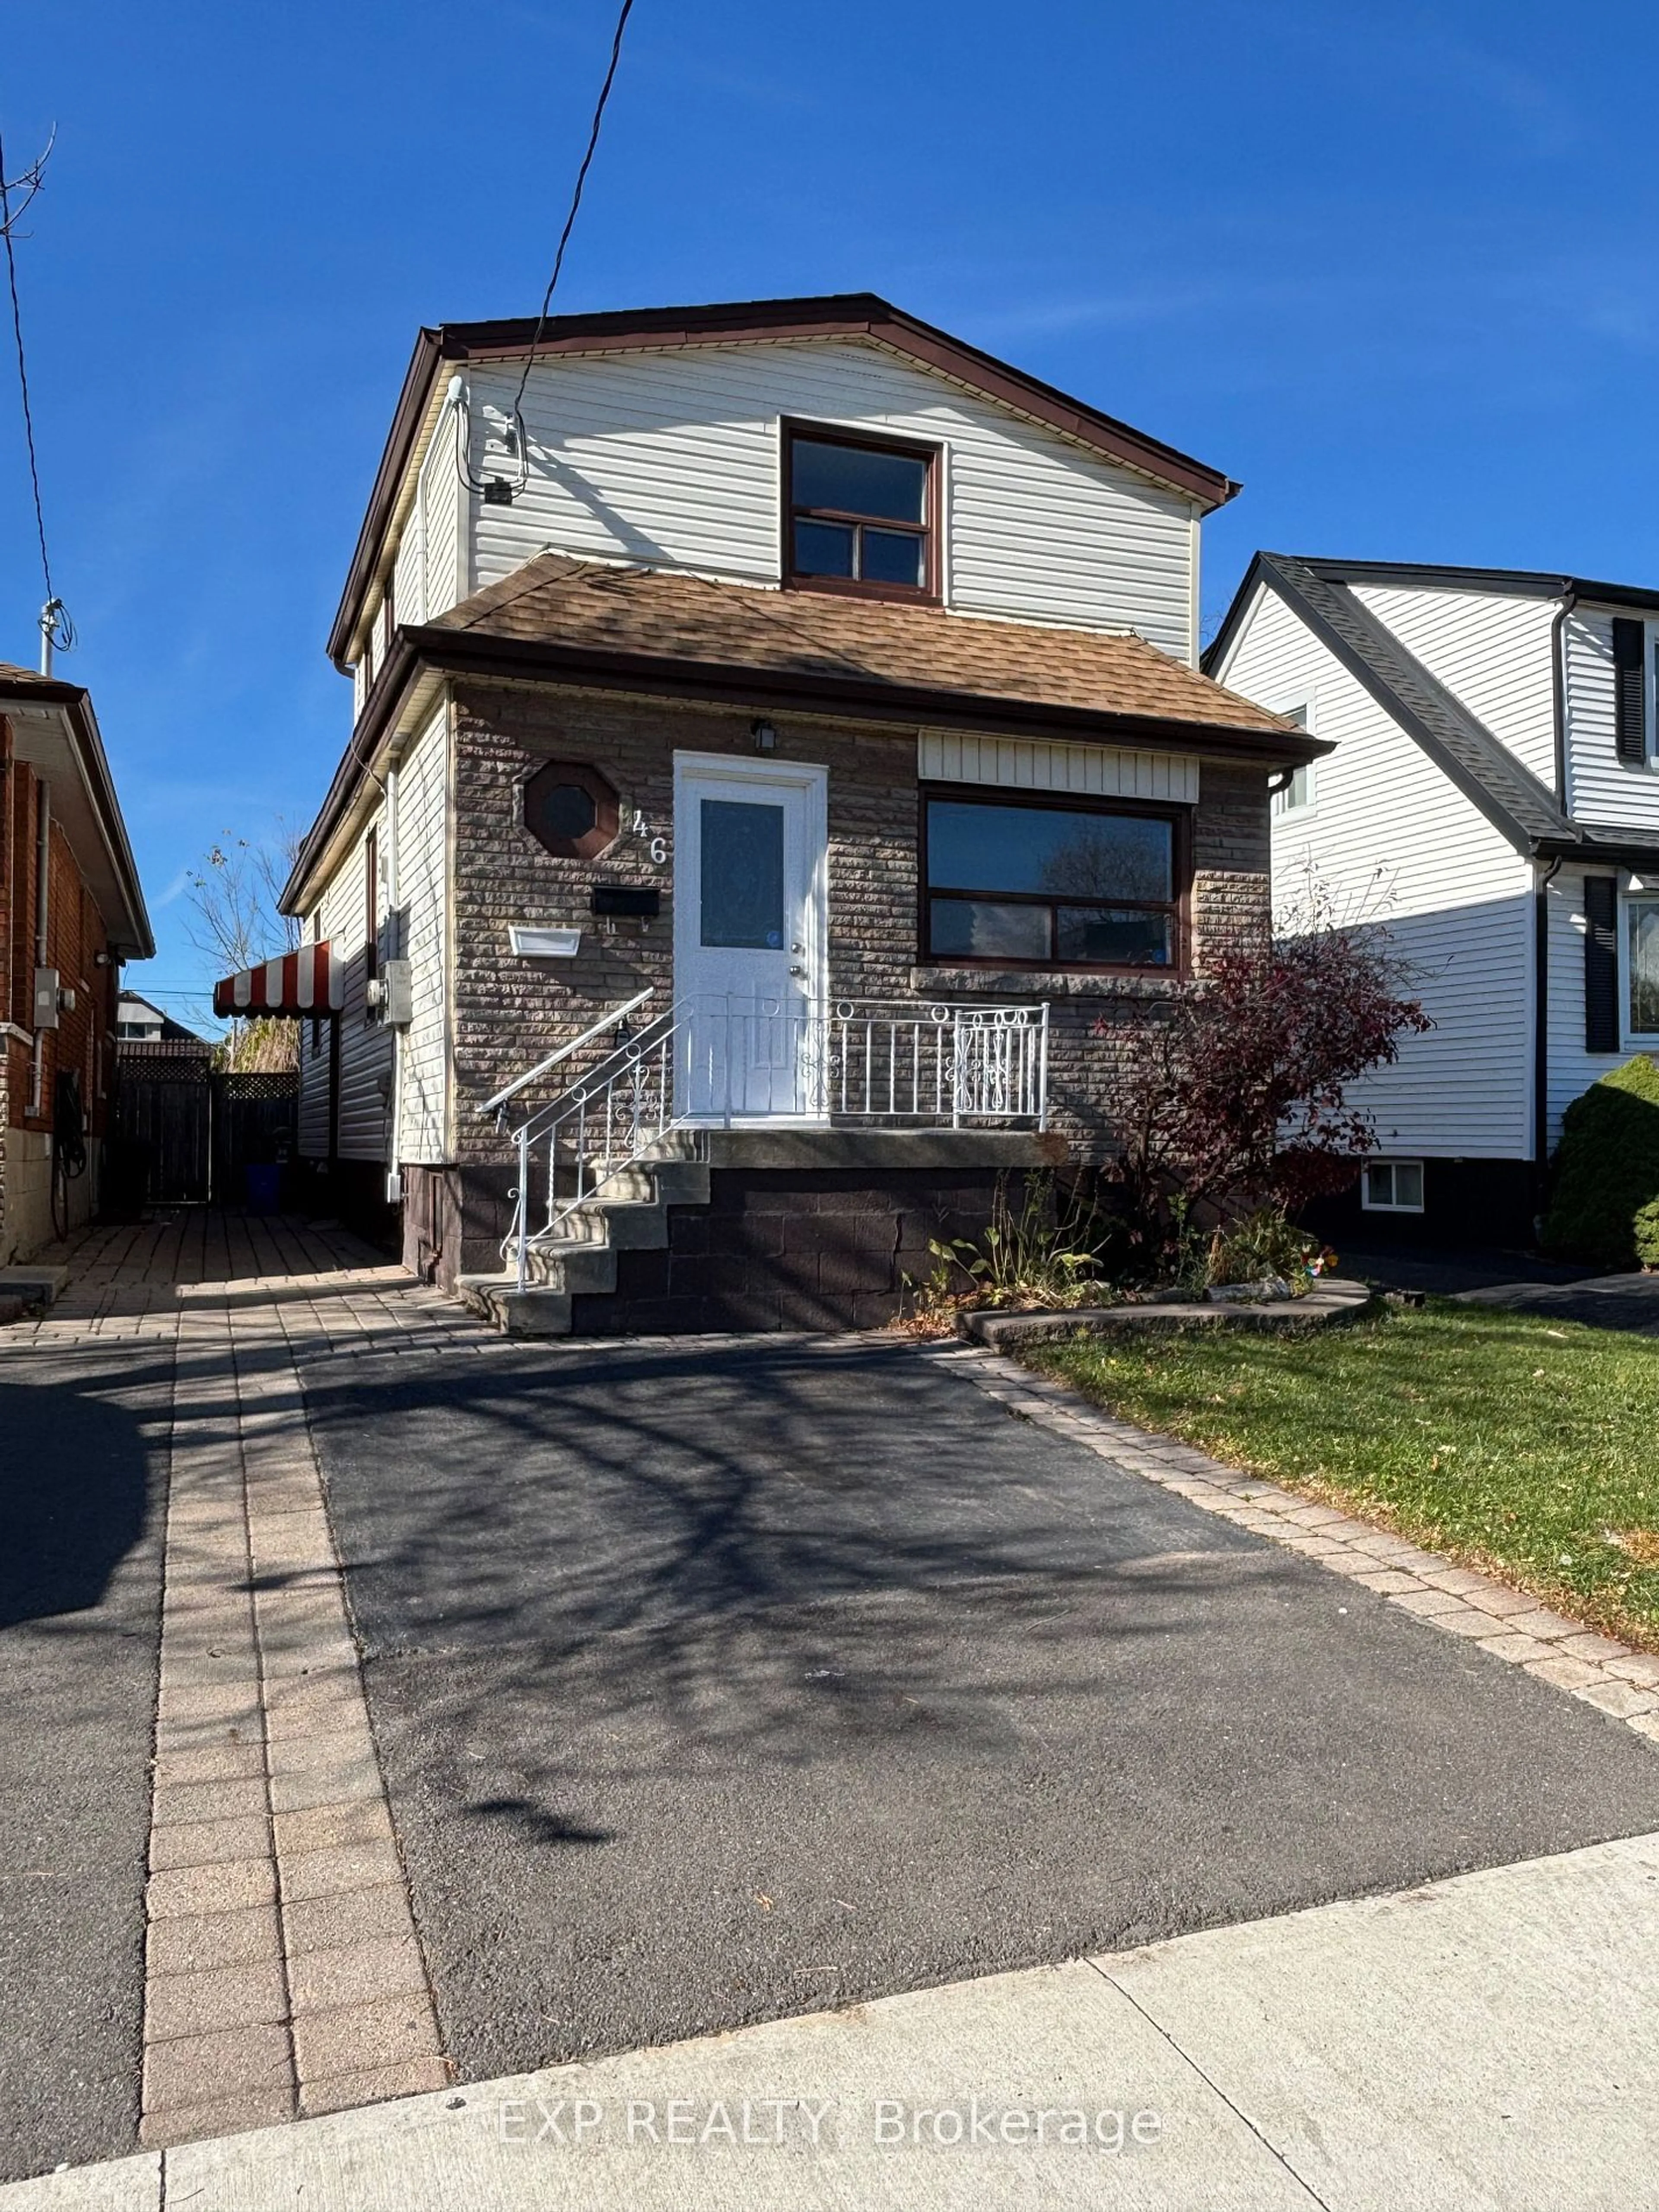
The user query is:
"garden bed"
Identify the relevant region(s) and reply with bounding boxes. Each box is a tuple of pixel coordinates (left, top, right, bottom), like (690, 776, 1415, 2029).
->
(958, 1277, 1373, 1348)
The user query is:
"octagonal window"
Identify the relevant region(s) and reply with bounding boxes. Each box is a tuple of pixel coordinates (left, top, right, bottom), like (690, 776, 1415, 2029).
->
(524, 761, 619, 861)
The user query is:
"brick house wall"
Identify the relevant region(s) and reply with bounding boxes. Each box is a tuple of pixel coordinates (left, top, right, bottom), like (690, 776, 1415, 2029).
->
(410, 678, 1271, 1297)
(1, 735, 118, 1261)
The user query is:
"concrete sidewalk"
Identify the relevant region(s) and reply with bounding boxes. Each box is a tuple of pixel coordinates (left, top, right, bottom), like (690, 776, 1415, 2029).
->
(10, 1828, 1656, 2212)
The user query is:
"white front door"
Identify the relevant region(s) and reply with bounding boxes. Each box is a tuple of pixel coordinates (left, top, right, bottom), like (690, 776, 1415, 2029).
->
(673, 753, 828, 1120)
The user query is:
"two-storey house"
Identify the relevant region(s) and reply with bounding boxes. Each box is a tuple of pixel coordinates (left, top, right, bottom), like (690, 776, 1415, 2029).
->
(1207, 554, 1659, 1244)
(262, 294, 1318, 1331)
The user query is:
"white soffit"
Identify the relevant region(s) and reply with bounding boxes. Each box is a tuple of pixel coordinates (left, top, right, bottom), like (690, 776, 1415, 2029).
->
(918, 731, 1200, 803)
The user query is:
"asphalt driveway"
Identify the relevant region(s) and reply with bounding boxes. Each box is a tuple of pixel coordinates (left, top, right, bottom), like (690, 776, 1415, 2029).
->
(302, 1333, 1659, 2089)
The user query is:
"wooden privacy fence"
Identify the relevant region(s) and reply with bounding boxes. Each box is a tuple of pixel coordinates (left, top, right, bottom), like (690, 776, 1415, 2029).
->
(111, 1047, 299, 1207)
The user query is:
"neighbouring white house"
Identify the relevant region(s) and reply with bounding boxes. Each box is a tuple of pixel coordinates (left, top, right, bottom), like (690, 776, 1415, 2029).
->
(233, 292, 1317, 1333)
(1206, 554, 1659, 1243)
(114, 991, 205, 1044)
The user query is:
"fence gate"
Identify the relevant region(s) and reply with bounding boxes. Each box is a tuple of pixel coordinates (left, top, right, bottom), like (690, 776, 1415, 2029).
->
(111, 1047, 213, 1203)
(209, 1070, 300, 1203)
(113, 1053, 299, 1207)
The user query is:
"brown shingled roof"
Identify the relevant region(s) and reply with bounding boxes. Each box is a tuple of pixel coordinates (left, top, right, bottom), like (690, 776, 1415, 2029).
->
(423, 555, 1302, 744)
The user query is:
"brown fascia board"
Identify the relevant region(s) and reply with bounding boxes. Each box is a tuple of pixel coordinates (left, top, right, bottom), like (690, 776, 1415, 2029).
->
(324, 296, 1241, 669)
(284, 627, 1322, 913)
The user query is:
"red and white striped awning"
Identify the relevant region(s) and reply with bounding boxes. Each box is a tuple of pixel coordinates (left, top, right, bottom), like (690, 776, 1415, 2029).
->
(213, 941, 343, 1019)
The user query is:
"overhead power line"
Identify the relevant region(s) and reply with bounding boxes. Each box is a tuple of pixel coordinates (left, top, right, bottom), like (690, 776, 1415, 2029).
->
(509, 0, 638, 423)
(0, 125, 56, 614)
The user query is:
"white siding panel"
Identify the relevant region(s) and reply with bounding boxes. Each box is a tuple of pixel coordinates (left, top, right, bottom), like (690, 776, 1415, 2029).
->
(459, 339, 1199, 659)
(1544, 866, 1624, 1146)
(297, 1001, 330, 1160)
(418, 414, 463, 622)
(394, 701, 449, 1162)
(1217, 584, 1535, 1160)
(918, 731, 1199, 802)
(1352, 585, 1558, 785)
(315, 825, 392, 1163)
(1562, 605, 1659, 830)
(392, 516, 421, 632)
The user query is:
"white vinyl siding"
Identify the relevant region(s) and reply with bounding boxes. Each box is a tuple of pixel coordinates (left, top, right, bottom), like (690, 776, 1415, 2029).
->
(393, 520, 422, 637)
(1351, 584, 1559, 787)
(410, 403, 463, 624)
(1217, 582, 1535, 1160)
(297, 917, 331, 1162)
(456, 337, 1200, 660)
(917, 731, 1200, 803)
(1562, 605, 1659, 828)
(311, 821, 392, 1162)
(394, 701, 449, 1162)
(1543, 867, 1625, 1147)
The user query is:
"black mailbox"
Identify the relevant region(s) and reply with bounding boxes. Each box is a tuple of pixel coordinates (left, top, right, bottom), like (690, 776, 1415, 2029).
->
(590, 884, 661, 919)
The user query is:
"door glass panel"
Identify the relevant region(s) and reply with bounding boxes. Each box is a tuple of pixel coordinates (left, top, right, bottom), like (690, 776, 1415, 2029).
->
(928, 897, 1049, 961)
(700, 799, 786, 949)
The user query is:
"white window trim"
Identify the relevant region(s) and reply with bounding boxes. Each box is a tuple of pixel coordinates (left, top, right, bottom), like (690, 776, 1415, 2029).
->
(1268, 692, 1317, 818)
(1620, 887, 1659, 1046)
(1646, 622, 1659, 769)
(1360, 1158, 1425, 1214)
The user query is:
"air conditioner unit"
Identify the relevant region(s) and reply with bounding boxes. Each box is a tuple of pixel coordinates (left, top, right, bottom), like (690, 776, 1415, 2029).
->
(365, 958, 414, 1027)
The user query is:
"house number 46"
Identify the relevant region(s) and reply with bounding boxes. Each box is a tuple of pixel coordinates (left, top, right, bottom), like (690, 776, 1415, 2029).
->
(632, 809, 668, 865)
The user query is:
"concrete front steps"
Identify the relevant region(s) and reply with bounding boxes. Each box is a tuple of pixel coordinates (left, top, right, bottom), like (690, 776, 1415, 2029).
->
(456, 1154, 711, 1335)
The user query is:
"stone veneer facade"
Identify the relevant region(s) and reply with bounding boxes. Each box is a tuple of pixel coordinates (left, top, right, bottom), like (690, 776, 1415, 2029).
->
(404, 677, 1272, 1320)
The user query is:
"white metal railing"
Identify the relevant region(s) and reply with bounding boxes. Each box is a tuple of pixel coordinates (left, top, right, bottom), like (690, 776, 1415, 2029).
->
(491, 995, 1049, 1291)
(476, 988, 655, 1119)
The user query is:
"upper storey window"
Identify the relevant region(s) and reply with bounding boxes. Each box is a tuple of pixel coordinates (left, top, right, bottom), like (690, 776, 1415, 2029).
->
(783, 423, 938, 603)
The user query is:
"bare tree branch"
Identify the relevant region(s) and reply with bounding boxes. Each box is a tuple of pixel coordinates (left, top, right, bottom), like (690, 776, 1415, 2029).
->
(0, 130, 55, 240)
(186, 820, 304, 1071)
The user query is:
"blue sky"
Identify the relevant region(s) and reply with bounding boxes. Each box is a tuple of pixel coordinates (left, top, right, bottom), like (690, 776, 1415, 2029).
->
(5, 0, 1659, 1025)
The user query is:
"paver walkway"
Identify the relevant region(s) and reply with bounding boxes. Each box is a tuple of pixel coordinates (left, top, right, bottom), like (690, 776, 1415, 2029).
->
(1, 1215, 459, 2172)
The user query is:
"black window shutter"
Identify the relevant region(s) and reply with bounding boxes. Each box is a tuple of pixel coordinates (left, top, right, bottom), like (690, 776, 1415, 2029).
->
(1612, 617, 1647, 765)
(1584, 874, 1620, 1052)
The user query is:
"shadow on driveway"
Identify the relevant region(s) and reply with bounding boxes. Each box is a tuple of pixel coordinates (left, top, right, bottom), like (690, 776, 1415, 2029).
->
(302, 1335, 1659, 2088)
(0, 1380, 153, 1630)
(0, 1353, 169, 2183)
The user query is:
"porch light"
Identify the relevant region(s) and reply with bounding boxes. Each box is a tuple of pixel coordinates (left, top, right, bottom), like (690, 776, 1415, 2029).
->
(750, 719, 776, 753)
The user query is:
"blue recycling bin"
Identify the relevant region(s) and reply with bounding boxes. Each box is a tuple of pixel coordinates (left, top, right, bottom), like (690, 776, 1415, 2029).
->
(245, 1163, 282, 1214)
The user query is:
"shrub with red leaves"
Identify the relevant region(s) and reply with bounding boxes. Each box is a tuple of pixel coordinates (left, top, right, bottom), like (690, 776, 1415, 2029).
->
(1096, 885, 1430, 1268)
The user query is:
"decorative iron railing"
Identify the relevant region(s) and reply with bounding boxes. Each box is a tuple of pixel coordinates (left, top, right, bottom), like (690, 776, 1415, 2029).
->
(484, 994, 1049, 1290)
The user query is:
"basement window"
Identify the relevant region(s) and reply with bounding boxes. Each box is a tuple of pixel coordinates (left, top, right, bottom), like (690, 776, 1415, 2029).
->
(1360, 1160, 1425, 1213)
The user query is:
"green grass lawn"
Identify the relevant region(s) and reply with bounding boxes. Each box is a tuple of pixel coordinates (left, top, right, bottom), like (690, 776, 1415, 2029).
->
(1029, 1300, 1659, 1650)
